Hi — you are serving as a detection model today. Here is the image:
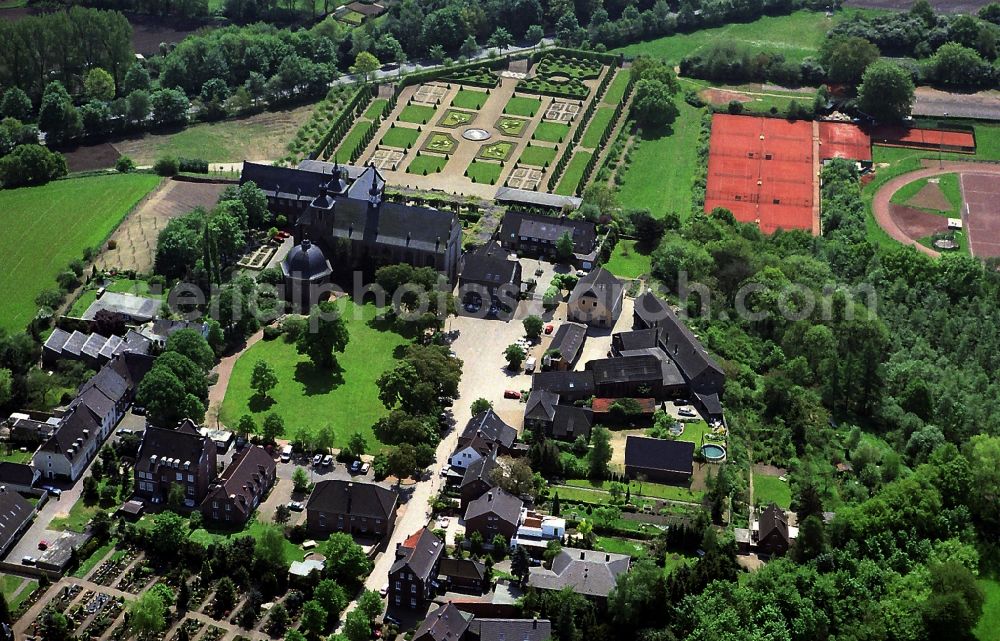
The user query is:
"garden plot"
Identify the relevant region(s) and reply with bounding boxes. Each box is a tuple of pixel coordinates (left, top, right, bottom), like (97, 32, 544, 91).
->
(439, 109, 476, 128)
(421, 132, 458, 154)
(477, 141, 516, 162)
(412, 83, 449, 104)
(370, 148, 406, 170)
(545, 100, 582, 122)
(496, 116, 529, 137)
(507, 167, 543, 190)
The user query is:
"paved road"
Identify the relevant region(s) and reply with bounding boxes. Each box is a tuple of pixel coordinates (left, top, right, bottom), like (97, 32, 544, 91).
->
(871, 160, 1000, 258)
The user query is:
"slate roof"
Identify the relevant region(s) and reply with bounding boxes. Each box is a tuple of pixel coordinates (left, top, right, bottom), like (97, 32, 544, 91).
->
(587, 354, 669, 385)
(0, 489, 33, 554)
(547, 322, 587, 365)
(391, 527, 444, 581)
(460, 242, 522, 287)
(43, 328, 72, 354)
(531, 371, 596, 397)
(551, 405, 593, 440)
(458, 410, 517, 451)
(635, 293, 724, 389)
(61, 330, 87, 356)
(634, 291, 670, 327)
(412, 602, 472, 641)
(524, 390, 559, 422)
(469, 619, 552, 641)
(460, 453, 499, 491)
(139, 320, 207, 344)
(438, 557, 486, 582)
(464, 489, 523, 526)
(499, 211, 596, 252)
(759, 503, 789, 543)
(568, 268, 623, 317)
(527, 547, 630, 598)
(306, 479, 399, 521)
(0, 462, 37, 487)
(204, 445, 275, 519)
(38, 404, 100, 456)
(241, 161, 330, 203)
(624, 436, 694, 476)
(135, 421, 212, 474)
(612, 328, 662, 353)
(81, 292, 160, 322)
(108, 351, 155, 389)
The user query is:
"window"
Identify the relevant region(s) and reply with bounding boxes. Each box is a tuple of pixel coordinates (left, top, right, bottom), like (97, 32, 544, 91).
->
(212, 501, 218, 508)
(410, 597, 416, 608)
(187, 474, 194, 482)
(175, 472, 182, 481)
(410, 584, 416, 593)
(225, 503, 231, 511)
(395, 581, 401, 591)
(395, 596, 401, 606)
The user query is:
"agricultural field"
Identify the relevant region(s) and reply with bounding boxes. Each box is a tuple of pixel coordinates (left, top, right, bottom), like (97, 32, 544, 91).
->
(616, 101, 704, 218)
(219, 301, 410, 448)
(0, 174, 161, 332)
(114, 103, 314, 164)
(613, 10, 845, 64)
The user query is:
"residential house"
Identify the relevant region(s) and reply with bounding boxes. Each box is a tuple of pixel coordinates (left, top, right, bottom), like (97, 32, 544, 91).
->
(460, 452, 499, 510)
(138, 319, 208, 349)
(412, 602, 472, 641)
(0, 487, 34, 556)
(527, 547, 630, 601)
(389, 527, 444, 610)
(498, 211, 597, 261)
(134, 420, 218, 507)
(463, 489, 523, 543)
(201, 445, 276, 526)
(459, 241, 522, 312)
(306, 479, 399, 539)
(523, 391, 592, 442)
(543, 322, 586, 371)
(623, 436, 694, 485)
(755, 503, 790, 557)
(586, 353, 686, 400)
(34, 353, 152, 481)
(530, 371, 596, 403)
(632, 292, 725, 419)
(468, 618, 552, 641)
(449, 410, 517, 471)
(242, 162, 463, 282)
(567, 268, 623, 328)
(0, 462, 39, 492)
(511, 509, 566, 553)
(438, 557, 487, 594)
(42, 328, 151, 368)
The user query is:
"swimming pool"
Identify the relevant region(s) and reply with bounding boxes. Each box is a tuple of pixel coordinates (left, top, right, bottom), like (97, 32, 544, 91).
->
(702, 443, 726, 462)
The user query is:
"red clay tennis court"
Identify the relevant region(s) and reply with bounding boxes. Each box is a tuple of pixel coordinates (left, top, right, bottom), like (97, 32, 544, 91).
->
(819, 122, 872, 161)
(962, 173, 1000, 258)
(705, 115, 816, 234)
(871, 125, 976, 152)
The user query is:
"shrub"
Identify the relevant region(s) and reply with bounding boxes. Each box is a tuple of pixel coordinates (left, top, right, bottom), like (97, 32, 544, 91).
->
(154, 156, 178, 176)
(115, 155, 136, 173)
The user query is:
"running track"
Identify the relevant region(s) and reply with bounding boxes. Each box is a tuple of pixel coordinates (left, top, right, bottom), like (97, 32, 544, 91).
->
(871, 160, 1000, 258)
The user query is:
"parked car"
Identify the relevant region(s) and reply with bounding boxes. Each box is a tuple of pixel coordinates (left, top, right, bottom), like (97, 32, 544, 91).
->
(544, 324, 554, 334)
(321, 454, 334, 467)
(38, 540, 48, 550)
(280, 444, 292, 463)
(361, 462, 371, 474)
(312, 454, 323, 466)
(350, 460, 362, 473)
(287, 501, 304, 512)
(132, 406, 146, 416)
(379, 584, 389, 598)
(504, 389, 522, 399)
(678, 408, 696, 417)
(21, 556, 36, 565)
(42, 486, 61, 497)
(576, 269, 587, 277)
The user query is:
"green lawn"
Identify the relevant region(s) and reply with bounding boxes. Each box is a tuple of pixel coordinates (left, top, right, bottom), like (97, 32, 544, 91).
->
(190, 521, 305, 564)
(363, 99, 389, 120)
(581, 107, 616, 149)
(8, 580, 38, 612)
(452, 89, 488, 110)
(603, 71, 631, 106)
(0, 448, 33, 464)
(466, 160, 503, 184)
(564, 478, 704, 502)
(407, 154, 449, 174)
(603, 240, 652, 278)
(889, 173, 963, 216)
(595, 536, 648, 558)
(518, 145, 558, 167)
(976, 579, 1000, 641)
(72, 538, 119, 579)
(0, 574, 23, 599)
(754, 473, 792, 509)
(51, 499, 111, 533)
(220, 302, 410, 448)
(613, 10, 841, 65)
(0, 174, 161, 332)
(664, 550, 698, 574)
(334, 120, 374, 163)
(617, 101, 702, 219)
(381, 125, 421, 149)
(398, 104, 437, 124)
(504, 96, 542, 117)
(555, 151, 593, 196)
(532, 121, 570, 143)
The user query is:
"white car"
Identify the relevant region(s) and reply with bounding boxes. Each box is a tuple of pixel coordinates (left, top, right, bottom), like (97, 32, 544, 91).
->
(321, 454, 334, 467)
(312, 454, 323, 466)
(379, 583, 389, 598)
(678, 408, 696, 417)
(437, 517, 451, 529)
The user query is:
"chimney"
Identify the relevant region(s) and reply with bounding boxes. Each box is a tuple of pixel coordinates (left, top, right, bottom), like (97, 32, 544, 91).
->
(605, 554, 610, 561)
(487, 491, 493, 502)
(533, 620, 538, 630)
(580, 551, 585, 560)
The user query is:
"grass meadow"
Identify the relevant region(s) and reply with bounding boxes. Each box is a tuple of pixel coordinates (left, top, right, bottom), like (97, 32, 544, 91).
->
(0, 174, 161, 332)
(219, 301, 410, 449)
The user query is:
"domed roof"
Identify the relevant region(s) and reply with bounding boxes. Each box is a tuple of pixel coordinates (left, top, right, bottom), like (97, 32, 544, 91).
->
(281, 238, 332, 281)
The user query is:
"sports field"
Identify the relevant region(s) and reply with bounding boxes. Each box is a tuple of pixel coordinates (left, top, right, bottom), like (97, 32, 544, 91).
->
(0, 174, 162, 332)
(613, 10, 842, 64)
